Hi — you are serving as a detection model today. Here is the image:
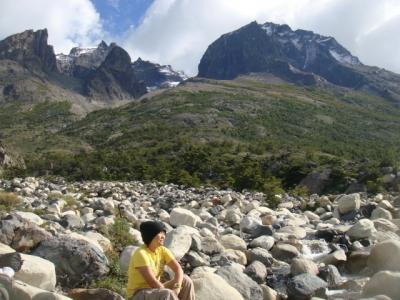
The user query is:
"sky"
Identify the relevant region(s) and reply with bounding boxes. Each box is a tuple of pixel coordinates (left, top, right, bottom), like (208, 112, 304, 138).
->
(1, 0, 400, 76)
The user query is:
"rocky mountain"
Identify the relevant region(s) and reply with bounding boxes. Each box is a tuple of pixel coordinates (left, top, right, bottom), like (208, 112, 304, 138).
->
(132, 58, 188, 91)
(56, 41, 116, 79)
(0, 29, 57, 75)
(198, 21, 400, 102)
(84, 46, 147, 100)
(0, 29, 185, 113)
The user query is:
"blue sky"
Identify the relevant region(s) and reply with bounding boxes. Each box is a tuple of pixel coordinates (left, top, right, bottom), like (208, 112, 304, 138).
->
(1, 0, 400, 76)
(91, 0, 154, 36)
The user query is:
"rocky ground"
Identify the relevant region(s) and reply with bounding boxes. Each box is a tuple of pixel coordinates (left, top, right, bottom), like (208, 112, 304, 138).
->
(0, 177, 399, 300)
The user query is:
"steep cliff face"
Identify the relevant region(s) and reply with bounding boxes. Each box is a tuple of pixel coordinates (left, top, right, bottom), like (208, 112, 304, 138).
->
(198, 21, 400, 102)
(85, 46, 147, 100)
(0, 29, 57, 74)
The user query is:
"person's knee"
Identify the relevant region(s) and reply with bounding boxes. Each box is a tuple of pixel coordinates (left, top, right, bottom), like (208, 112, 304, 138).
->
(182, 274, 193, 287)
(159, 288, 176, 297)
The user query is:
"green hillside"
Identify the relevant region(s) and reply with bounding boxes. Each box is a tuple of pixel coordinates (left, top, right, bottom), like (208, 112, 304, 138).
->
(2, 77, 400, 193)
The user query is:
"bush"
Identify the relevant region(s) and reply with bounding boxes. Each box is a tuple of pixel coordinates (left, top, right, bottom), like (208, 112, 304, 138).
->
(0, 192, 22, 212)
(103, 217, 135, 252)
(90, 249, 127, 298)
(263, 177, 284, 208)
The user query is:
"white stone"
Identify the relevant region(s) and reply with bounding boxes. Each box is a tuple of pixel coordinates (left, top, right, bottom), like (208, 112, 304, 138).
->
(80, 231, 113, 253)
(362, 271, 400, 299)
(260, 284, 278, 300)
(371, 207, 392, 220)
(367, 240, 400, 273)
(16, 253, 56, 291)
(13, 212, 44, 226)
(120, 245, 139, 274)
(223, 249, 247, 265)
(378, 200, 394, 211)
(95, 216, 115, 227)
(220, 234, 247, 251)
(337, 193, 361, 215)
(165, 225, 197, 260)
(0, 242, 15, 254)
(170, 208, 199, 227)
(277, 226, 307, 239)
(347, 219, 377, 240)
(192, 272, 244, 300)
(304, 211, 320, 221)
(11, 280, 73, 300)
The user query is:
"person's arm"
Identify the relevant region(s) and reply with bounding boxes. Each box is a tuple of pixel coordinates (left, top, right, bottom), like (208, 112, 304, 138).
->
(167, 259, 184, 294)
(136, 266, 165, 288)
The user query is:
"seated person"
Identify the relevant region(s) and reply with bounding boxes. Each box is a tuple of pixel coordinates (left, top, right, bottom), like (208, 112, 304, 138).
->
(127, 221, 195, 300)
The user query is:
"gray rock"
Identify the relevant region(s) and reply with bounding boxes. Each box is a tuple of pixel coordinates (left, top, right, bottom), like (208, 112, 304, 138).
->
(318, 265, 342, 288)
(165, 225, 194, 260)
(119, 246, 138, 274)
(216, 265, 263, 300)
(32, 235, 109, 287)
(201, 236, 225, 255)
(249, 235, 275, 250)
(367, 240, 400, 273)
(247, 247, 274, 266)
(287, 273, 328, 300)
(337, 194, 361, 215)
(67, 288, 125, 300)
(191, 271, 244, 300)
(270, 244, 300, 262)
(362, 270, 400, 299)
(244, 261, 267, 283)
(290, 258, 319, 276)
(371, 207, 392, 220)
(347, 219, 377, 240)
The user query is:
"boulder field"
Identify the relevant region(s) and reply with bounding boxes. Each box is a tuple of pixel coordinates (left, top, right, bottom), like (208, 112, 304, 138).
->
(0, 177, 399, 299)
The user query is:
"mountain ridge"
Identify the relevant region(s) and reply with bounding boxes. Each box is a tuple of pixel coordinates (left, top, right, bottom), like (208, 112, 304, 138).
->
(198, 21, 400, 103)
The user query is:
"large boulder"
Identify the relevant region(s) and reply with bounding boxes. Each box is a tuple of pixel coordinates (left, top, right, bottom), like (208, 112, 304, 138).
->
(119, 246, 138, 274)
(15, 253, 56, 291)
(67, 288, 124, 300)
(337, 194, 361, 215)
(169, 208, 199, 227)
(216, 264, 263, 300)
(367, 240, 400, 273)
(7, 279, 72, 300)
(192, 272, 244, 300)
(346, 219, 377, 240)
(362, 271, 400, 299)
(0, 214, 51, 252)
(165, 225, 196, 260)
(32, 235, 109, 287)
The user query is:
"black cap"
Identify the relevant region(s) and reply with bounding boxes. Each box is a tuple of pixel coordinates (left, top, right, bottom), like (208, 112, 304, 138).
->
(140, 221, 166, 246)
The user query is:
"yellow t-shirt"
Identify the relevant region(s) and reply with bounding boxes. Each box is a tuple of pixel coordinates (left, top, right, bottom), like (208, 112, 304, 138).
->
(126, 245, 174, 298)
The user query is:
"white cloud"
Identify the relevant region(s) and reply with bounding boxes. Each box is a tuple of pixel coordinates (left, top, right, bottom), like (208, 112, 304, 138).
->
(1, 0, 400, 76)
(123, 0, 400, 76)
(0, 0, 104, 54)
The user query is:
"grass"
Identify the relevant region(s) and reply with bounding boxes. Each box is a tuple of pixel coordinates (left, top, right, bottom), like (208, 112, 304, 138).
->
(0, 191, 22, 212)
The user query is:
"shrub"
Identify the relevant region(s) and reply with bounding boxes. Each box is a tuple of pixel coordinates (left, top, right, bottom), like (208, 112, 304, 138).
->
(103, 217, 135, 252)
(263, 177, 284, 208)
(90, 249, 127, 297)
(0, 192, 22, 212)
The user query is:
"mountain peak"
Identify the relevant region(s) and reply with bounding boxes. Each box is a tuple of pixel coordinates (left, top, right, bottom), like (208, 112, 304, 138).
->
(0, 28, 57, 73)
(198, 21, 362, 85)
